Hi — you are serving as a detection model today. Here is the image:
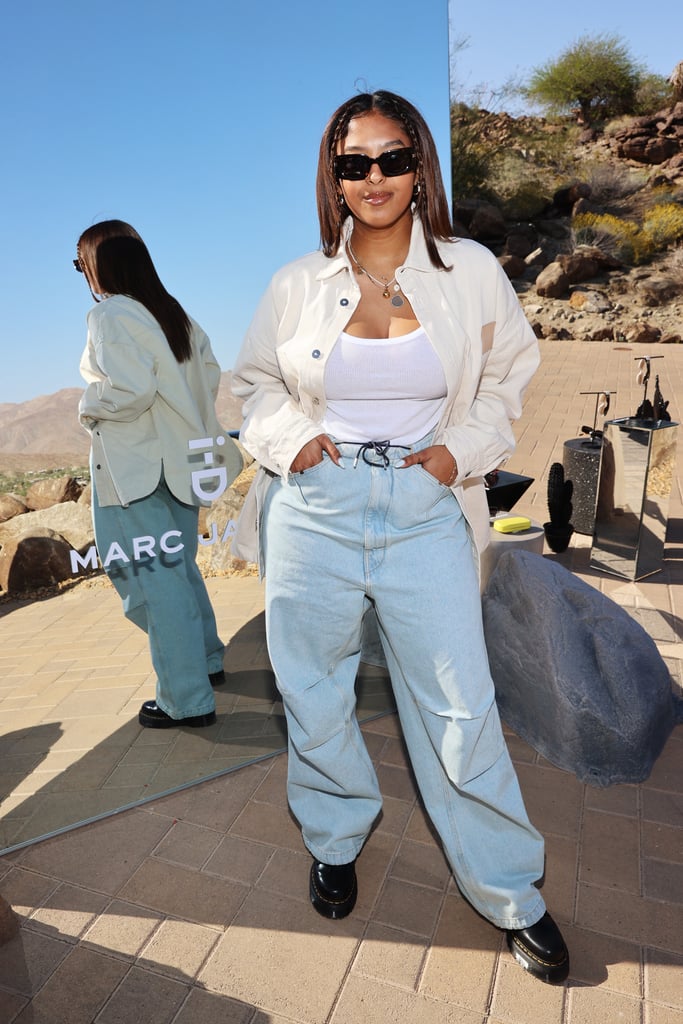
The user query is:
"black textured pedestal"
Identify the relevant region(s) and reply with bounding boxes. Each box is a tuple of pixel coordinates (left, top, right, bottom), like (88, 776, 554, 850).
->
(563, 438, 602, 535)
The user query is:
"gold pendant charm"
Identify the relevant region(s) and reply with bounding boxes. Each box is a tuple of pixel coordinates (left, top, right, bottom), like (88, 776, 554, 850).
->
(382, 287, 390, 298)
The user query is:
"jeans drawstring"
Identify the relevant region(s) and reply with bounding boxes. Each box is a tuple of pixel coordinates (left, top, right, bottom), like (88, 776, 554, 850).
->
(349, 441, 411, 469)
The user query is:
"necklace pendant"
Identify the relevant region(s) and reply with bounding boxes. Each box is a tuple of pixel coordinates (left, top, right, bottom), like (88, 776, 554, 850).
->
(382, 287, 390, 299)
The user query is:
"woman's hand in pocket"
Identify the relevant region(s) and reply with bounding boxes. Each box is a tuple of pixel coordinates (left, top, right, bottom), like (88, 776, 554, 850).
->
(397, 444, 458, 486)
(290, 434, 343, 474)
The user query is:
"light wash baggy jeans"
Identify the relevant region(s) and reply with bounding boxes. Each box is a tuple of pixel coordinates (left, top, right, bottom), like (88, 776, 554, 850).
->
(262, 433, 547, 930)
(92, 477, 223, 719)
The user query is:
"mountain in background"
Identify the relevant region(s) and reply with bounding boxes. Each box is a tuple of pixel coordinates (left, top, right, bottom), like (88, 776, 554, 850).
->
(0, 372, 244, 471)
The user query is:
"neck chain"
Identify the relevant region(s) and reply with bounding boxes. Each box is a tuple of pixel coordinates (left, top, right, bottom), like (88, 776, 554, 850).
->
(348, 241, 404, 307)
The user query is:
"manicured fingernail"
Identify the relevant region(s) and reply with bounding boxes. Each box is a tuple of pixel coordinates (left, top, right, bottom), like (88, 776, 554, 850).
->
(394, 459, 407, 468)
(337, 457, 346, 469)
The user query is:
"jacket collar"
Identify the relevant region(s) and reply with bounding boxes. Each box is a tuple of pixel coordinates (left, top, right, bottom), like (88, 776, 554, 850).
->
(316, 214, 437, 281)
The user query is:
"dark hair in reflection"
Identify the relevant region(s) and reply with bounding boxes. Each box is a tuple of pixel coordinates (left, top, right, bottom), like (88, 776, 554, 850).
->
(316, 90, 454, 269)
(77, 219, 192, 363)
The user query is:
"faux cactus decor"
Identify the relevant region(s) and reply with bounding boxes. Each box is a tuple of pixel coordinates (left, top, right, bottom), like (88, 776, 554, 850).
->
(544, 462, 574, 553)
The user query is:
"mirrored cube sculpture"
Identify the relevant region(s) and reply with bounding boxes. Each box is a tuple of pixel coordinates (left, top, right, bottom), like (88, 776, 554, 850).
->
(590, 418, 678, 580)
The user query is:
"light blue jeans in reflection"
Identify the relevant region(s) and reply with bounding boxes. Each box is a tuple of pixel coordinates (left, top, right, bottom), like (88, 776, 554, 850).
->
(92, 478, 223, 719)
(263, 434, 546, 929)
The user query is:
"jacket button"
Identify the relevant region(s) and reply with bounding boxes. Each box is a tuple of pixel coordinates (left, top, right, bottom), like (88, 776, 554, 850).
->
(96, 464, 101, 470)
(340, 298, 349, 306)
(312, 349, 321, 359)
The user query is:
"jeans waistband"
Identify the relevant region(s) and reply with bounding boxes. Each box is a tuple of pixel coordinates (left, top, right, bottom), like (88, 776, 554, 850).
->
(333, 431, 436, 468)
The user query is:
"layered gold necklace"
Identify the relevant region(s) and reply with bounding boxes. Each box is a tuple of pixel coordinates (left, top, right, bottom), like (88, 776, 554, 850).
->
(348, 242, 405, 307)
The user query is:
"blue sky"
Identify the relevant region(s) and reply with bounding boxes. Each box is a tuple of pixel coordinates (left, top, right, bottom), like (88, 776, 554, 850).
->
(450, 2, 680, 115)
(1, 1, 679, 404)
(2, 0, 449, 404)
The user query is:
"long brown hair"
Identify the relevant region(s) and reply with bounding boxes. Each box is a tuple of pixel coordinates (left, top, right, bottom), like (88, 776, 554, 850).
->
(316, 91, 454, 270)
(77, 220, 192, 363)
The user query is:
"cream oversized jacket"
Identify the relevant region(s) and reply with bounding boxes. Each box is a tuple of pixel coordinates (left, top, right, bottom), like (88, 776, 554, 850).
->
(231, 217, 539, 562)
(79, 294, 242, 508)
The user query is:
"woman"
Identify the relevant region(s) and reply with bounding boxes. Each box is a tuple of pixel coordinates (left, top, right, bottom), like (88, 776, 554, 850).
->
(76, 219, 242, 729)
(232, 92, 569, 984)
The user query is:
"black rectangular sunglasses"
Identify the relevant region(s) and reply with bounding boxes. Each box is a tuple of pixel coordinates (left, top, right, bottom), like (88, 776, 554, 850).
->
(334, 147, 417, 181)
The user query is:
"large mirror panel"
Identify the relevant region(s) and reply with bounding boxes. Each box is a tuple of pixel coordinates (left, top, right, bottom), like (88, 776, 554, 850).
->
(0, 2, 451, 853)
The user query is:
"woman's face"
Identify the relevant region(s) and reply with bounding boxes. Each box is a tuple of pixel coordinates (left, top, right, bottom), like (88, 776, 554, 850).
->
(336, 111, 416, 232)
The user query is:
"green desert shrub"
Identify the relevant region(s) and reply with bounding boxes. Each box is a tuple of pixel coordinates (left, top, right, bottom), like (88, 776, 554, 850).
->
(0, 466, 89, 499)
(634, 73, 674, 115)
(572, 212, 653, 264)
(642, 203, 683, 248)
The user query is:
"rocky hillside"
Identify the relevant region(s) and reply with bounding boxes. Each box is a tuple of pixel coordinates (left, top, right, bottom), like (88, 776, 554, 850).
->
(451, 103, 683, 343)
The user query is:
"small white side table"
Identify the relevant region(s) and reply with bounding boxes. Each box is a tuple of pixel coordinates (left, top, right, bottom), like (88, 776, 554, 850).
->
(480, 516, 545, 591)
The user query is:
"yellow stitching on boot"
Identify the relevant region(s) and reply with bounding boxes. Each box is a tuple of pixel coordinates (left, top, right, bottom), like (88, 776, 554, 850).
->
(512, 934, 568, 968)
(312, 874, 356, 905)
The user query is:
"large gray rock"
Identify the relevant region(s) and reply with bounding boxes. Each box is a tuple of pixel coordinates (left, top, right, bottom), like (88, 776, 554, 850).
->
(482, 549, 680, 786)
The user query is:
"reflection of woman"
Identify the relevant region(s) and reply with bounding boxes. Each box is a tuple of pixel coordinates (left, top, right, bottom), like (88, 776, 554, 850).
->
(233, 91, 569, 983)
(76, 220, 241, 729)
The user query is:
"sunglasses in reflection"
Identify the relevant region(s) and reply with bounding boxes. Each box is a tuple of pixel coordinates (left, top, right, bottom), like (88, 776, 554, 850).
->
(73, 258, 83, 272)
(334, 147, 417, 181)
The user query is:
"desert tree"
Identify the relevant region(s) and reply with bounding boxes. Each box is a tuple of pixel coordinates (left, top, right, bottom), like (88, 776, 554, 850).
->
(524, 34, 646, 124)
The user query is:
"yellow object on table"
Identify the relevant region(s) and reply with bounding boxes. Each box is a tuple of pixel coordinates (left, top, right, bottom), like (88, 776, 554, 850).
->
(492, 515, 532, 534)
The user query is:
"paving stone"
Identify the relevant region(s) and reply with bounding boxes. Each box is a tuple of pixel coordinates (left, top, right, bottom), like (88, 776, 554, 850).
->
(26, 883, 109, 941)
(419, 893, 500, 1013)
(137, 918, 221, 982)
(579, 809, 640, 892)
(373, 877, 445, 938)
(118, 858, 249, 928)
(199, 888, 363, 1023)
(12, 945, 127, 1022)
(352, 921, 428, 989)
(81, 899, 163, 959)
(567, 985, 641, 1024)
(152, 820, 223, 870)
(330, 973, 483, 1023)
(204, 833, 274, 886)
(490, 958, 566, 1024)
(0, 927, 71, 996)
(644, 948, 683, 1009)
(93, 964, 187, 1024)
(172, 987, 258, 1023)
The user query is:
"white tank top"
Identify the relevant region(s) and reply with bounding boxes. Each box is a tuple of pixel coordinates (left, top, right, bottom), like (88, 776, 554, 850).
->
(321, 327, 447, 445)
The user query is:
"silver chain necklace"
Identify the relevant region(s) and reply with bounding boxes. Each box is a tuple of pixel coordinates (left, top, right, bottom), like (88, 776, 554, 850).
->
(348, 241, 405, 307)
